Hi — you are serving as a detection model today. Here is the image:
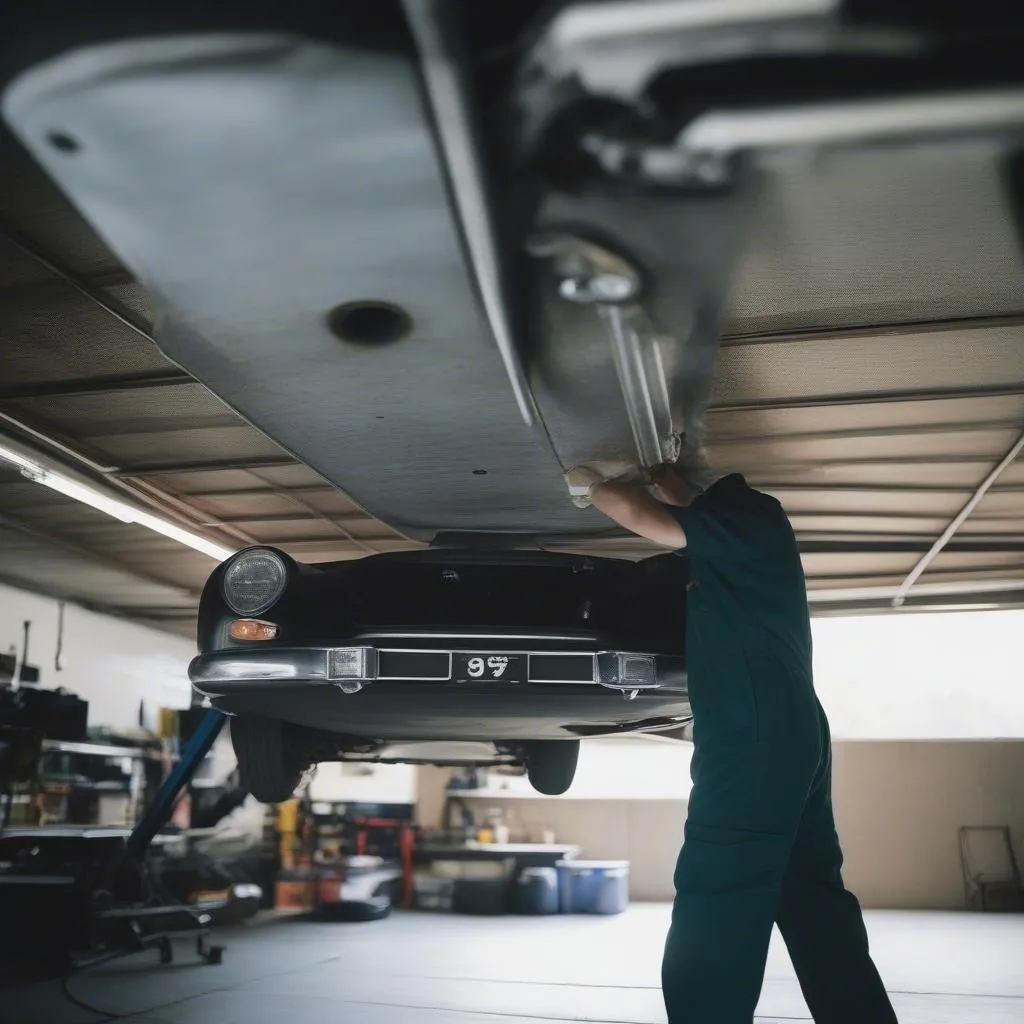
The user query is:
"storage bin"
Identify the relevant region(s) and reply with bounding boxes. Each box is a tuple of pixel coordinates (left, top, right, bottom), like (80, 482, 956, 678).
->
(556, 860, 630, 915)
(452, 876, 507, 915)
(512, 867, 559, 915)
(413, 873, 455, 911)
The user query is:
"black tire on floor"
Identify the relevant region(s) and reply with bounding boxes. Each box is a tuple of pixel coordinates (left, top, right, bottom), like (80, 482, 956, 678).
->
(317, 897, 392, 922)
(526, 740, 580, 796)
(230, 716, 309, 804)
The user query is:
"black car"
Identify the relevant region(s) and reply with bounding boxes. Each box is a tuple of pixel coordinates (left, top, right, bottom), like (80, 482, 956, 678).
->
(190, 546, 690, 800)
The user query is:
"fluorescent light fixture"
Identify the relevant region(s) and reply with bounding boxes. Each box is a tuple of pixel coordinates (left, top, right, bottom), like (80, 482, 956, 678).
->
(0, 441, 236, 562)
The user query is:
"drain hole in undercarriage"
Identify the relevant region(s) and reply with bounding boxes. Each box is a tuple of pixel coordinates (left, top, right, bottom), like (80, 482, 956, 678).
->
(327, 300, 413, 347)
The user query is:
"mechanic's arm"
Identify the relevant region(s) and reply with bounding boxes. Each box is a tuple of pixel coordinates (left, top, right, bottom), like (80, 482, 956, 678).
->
(591, 480, 686, 549)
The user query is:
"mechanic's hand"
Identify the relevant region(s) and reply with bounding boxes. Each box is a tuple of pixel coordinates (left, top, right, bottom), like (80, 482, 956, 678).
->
(566, 462, 647, 507)
(565, 465, 605, 508)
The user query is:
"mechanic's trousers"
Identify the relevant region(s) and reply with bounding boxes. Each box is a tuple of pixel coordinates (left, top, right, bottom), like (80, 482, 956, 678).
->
(662, 682, 897, 1024)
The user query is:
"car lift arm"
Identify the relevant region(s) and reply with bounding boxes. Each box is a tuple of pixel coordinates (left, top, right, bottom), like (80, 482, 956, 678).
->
(124, 708, 225, 861)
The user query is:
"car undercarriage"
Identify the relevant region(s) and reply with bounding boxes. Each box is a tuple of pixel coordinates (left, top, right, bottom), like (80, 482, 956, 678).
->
(2, 1, 1023, 796)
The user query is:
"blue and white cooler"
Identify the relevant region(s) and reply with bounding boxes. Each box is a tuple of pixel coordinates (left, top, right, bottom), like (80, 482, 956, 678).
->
(556, 860, 630, 915)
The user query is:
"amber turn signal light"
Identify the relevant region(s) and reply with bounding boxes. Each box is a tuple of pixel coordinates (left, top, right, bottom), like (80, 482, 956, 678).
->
(229, 619, 279, 641)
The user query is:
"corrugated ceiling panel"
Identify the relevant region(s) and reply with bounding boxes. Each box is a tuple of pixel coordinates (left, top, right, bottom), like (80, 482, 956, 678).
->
(7, 382, 235, 435)
(712, 428, 1019, 468)
(294, 487, 366, 516)
(929, 551, 1024, 573)
(711, 326, 1024, 407)
(786, 515, 1016, 537)
(104, 281, 154, 324)
(770, 488, 967, 517)
(971, 489, 1024, 518)
(0, 137, 124, 280)
(0, 233, 52, 289)
(799, 552, 919, 578)
(0, 287, 171, 382)
(724, 141, 1024, 336)
(190, 491, 314, 519)
(84, 425, 287, 467)
(0, 527, 193, 606)
(786, 515, 947, 536)
(151, 469, 280, 494)
(341, 518, 407, 540)
(241, 519, 347, 543)
(805, 568, 1024, 592)
(745, 460, 997, 490)
(240, 464, 332, 489)
(705, 393, 1024, 439)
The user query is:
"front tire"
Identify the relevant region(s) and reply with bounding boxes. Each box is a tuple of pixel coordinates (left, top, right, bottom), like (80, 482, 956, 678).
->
(526, 740, 579, 796)
(230, 716, 309, 804)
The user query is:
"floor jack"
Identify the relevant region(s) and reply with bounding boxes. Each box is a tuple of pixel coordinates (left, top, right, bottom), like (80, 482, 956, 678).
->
(89, 708, 229, 968)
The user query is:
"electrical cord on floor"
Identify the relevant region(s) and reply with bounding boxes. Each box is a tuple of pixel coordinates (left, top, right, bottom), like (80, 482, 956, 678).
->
(59, 868, 213, 1021)
(60, 948, 136, 1022)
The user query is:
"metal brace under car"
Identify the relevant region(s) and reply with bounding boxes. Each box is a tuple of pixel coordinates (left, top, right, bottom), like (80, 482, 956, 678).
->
(528, 232, 681, 469)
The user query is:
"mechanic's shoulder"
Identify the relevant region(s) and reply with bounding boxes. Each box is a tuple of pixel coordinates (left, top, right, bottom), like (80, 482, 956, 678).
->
(728, 474, 782, 509)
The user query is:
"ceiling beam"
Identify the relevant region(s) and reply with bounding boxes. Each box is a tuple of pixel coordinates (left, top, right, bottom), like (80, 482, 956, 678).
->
(0, 371, 193, 401)
(0, 265, 136, 293)
(762, 454, 1017, 466)
(750, 483, 1000, 494)
(122, 607, 199, 619)
(205, 512, 375, 525)
(709, 418, 1024, 446)
(811, 593, 1024, 617)
(799, 538, 1024, 554)
(808, 577, 1024, 605)
(184, 484, 336, 499)
(719, 312, 1024, 347)
(112, 456, 296, 476)
(709, 383, 1024, 414)
(891, 428, 1024, 607)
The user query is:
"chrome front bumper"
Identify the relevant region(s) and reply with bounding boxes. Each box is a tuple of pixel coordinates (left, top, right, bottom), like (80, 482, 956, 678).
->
(190, 643, 674, 700)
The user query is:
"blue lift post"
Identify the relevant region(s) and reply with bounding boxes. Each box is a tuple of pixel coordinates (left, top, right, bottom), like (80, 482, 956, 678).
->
(124, 707, 225, 861)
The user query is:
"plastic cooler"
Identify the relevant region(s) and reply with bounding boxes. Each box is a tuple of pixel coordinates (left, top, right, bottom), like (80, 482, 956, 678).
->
(556, 860, 630, 914)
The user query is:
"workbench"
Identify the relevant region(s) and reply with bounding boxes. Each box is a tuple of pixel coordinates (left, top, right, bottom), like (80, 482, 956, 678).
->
(414, 842, 580, 868)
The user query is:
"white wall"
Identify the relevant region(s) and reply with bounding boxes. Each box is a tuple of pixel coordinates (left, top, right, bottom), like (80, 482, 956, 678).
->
(478, 736, 693, 801)
(812, 608, 1024, 739)
(307, 760, 418, 804)
(0, 582, 194, 729)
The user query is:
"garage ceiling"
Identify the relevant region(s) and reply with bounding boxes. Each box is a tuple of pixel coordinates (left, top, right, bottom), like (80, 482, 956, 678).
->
(1, 110, 1023, 636)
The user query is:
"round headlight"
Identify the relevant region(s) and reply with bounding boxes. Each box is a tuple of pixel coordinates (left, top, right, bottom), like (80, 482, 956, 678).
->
(222, 549, 288, 616)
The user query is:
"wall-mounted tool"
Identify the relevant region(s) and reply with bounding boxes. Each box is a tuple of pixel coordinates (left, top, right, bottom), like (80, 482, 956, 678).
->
(17, 621, 40, 686)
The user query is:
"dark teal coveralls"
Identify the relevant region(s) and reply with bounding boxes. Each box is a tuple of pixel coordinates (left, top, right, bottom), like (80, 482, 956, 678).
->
(661, 474, 897, 1024)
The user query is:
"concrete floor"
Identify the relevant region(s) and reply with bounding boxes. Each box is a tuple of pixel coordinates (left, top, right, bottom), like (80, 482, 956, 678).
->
(6, 906, 1023, 1023)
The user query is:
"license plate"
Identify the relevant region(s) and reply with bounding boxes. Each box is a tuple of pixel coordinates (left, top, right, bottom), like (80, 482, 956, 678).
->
(453, 653, 524, 683)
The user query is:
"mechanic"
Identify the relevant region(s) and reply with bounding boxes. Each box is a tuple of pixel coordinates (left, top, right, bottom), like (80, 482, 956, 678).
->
(568, 458, 897, 1024)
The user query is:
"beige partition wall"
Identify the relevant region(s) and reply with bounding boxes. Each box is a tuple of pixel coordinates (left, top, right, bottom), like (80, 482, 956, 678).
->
(832, 740, 1024, 909)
